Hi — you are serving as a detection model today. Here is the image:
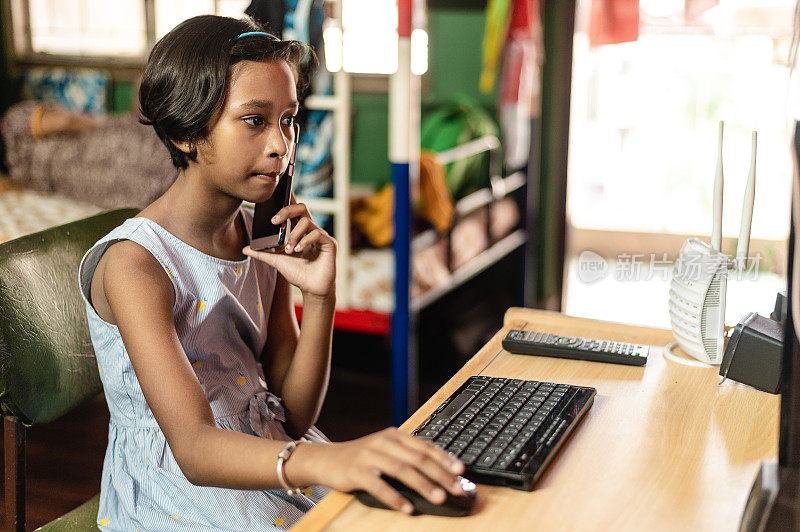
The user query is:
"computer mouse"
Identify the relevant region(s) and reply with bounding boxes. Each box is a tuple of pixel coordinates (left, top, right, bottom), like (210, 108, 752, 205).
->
(353, 475, 477, 517)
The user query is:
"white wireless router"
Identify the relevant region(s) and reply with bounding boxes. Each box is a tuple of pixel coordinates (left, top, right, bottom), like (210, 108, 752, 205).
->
(668, 123, 757, 365)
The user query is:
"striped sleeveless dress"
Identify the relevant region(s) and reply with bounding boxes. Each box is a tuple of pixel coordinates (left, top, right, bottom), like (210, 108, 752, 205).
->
(77, 207, 329, 531)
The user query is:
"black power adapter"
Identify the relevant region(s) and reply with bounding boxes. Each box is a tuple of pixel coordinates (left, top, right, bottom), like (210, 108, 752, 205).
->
(771, 291, 788, 324)
(720, 312, 783, 394)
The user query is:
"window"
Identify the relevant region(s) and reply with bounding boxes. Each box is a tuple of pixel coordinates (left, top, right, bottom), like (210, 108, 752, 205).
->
(10, 0, 428, 75)
(24, 0, 147, 57)
(11, 0, 256, 62)
(568, 0, 795, 241)
(564, 0, 796, 328)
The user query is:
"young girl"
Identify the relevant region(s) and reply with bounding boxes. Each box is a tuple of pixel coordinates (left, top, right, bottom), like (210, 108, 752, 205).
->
(77, 15, 465, 531)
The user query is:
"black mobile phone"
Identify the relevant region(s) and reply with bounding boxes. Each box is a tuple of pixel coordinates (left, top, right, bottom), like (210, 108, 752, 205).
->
(250, 124, 299, 250)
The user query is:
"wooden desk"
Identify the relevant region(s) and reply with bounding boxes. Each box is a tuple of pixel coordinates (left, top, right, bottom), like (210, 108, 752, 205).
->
(295, 308, 779, 531)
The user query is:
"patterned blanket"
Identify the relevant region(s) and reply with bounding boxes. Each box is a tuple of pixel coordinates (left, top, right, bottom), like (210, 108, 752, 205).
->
(0, 175, 102, 243)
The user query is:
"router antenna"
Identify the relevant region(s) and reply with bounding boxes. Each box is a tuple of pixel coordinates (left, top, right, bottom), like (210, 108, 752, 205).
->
(712, 121, 724, 252)
(737, 131, 757, 270)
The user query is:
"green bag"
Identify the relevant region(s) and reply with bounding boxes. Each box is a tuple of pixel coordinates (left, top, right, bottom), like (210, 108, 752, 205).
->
(421, 96, 500, 199)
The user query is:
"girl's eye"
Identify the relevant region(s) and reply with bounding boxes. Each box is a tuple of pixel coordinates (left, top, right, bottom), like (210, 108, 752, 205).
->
(244, 116, 264, 127)
(282, 115, 297, 126)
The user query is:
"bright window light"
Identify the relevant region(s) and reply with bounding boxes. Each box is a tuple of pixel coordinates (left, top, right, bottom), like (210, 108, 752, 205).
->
(216, 0, 252, 19)
(411, 28, 429, 75)
(327, 0, 427, 75)
(342, 0, 397, 74)
(640, 0, 683, 17)
(22, 0, 251, 57)
(154, 0, 248, 38)
(323, 25, 344, 72)
(155, 0, 213, 39)
(567, 0, 797, 242)
(28, 0, 146, 56)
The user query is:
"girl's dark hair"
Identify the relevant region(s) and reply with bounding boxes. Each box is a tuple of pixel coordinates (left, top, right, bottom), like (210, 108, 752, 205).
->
(139, 15, 314, 169)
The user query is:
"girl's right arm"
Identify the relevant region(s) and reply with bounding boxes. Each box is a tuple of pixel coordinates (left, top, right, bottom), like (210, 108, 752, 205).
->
(95, 240, 464, 513)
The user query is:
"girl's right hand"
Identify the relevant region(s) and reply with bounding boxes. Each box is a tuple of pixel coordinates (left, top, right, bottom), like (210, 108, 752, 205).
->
(311, 428, 466, 514)
(243, 199, 336, 300)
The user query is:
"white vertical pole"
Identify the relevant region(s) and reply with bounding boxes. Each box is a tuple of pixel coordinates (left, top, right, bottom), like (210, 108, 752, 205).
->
(331, 0, 351, 308)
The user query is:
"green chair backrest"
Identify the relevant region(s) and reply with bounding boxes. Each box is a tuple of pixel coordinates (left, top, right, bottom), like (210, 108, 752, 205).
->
(0, 209, 139, 426)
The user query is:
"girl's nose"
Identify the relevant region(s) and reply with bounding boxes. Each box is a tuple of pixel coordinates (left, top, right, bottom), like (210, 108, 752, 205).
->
(266, 128, 290, 159)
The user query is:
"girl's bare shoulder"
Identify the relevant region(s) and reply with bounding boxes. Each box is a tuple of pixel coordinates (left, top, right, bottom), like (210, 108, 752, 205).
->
(91, 239, 174, 324)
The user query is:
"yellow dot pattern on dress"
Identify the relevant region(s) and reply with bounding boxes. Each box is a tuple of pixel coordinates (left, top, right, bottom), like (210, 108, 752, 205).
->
(304, 487, 313, 496)
(98, 364, 101, 375)
(170, 515, 180, 520)
(274, 518, 285, 526)
(237, 375, 246, 386)
(192, 360, 203, 369)
(236, 266, 242, 275)
(99, 517, 110, 526)
(164, 266, 171, 279)
(257, 301, 262, 312)
(196, 299, 206, 311)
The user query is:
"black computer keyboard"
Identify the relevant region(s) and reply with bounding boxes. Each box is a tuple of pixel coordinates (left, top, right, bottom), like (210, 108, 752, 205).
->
(413, 376, 596, 491)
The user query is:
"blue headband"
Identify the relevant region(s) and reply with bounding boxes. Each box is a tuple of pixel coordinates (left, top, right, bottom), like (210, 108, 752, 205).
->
(236, 31, 277, 40)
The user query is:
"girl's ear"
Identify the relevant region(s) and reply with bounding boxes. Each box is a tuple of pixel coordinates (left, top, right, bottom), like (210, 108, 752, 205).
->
(171, 139, 194, 154)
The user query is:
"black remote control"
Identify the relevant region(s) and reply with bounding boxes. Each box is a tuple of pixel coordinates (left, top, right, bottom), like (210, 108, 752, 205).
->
(502, 330, 649, 366)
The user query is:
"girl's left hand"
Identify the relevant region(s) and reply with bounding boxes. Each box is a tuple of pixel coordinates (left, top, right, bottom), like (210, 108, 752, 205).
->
(243, 195, 337, 299)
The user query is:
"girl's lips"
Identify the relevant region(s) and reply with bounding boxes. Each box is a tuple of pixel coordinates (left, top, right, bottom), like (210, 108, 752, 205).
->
(253, 173, 279, 183)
